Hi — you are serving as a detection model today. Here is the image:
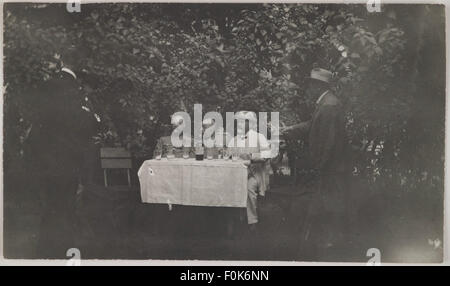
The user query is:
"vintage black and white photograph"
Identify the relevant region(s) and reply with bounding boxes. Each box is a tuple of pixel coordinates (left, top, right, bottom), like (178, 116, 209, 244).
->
(1, 1, 446, 264)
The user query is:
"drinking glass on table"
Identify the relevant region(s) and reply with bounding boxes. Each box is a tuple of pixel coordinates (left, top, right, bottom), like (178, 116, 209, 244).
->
(223, 148, 230, 160)
(182, 146, 190, 159)
(217, 149, 223, 159)
(206, 147, 214, 160)
(155, 149, 162, 160)
(167, 145, 175, 159)
(231, 149, 240, 161)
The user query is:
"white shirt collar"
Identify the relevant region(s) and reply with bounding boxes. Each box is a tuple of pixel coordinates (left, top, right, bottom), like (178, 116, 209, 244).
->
(61, 67, 77, 79)
(316, 90, 330, 105)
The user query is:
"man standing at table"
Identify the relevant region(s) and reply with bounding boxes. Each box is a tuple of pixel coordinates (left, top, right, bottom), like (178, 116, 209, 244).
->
(280, 68, 349, 256)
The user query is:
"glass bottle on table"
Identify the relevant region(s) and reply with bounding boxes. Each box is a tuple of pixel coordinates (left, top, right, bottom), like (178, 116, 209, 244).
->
(195, 145, 204, 161)
(181, 137, 192, 159)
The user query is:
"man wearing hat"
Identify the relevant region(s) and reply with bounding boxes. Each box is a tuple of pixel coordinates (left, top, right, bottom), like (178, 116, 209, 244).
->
(26, 61, 99, 258)
(281, 68, 349, 257)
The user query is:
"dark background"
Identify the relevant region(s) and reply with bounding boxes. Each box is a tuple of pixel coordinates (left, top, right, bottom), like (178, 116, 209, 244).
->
(3, 3, 445, 262)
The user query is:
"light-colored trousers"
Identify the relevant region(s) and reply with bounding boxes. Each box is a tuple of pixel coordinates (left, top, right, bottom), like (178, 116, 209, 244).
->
(247, 176, 259, 224)
(246, 161, 272, 225)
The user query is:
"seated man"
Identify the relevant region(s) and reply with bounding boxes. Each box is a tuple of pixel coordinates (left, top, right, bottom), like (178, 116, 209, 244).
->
(228, 111, 272, 231)
(153, 114, 194, 158)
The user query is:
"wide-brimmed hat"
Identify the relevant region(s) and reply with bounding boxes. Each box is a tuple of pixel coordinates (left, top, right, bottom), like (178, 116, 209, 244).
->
(307, 68, 332, 84)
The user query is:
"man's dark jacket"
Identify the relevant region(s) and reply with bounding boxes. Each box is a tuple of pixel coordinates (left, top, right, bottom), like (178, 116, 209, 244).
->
(287, 90, 348, 174)
(26, 72, 98, 179)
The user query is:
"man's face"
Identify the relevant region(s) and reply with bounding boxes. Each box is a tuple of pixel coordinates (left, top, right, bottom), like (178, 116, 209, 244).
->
(306, 80, 324, 99)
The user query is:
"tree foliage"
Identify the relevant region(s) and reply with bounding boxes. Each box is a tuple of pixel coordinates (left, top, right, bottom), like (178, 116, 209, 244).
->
(3, 3, 445, 197)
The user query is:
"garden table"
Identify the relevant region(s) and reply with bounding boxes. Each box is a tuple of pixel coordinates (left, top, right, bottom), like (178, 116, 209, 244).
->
(138, 158, 248, 208)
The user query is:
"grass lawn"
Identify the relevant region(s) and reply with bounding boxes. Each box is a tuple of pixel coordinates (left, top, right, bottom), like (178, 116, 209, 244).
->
(3, 181, 443, 262)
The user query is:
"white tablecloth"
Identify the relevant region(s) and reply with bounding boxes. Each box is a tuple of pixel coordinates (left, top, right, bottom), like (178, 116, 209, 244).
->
(138, 158, 248, 207)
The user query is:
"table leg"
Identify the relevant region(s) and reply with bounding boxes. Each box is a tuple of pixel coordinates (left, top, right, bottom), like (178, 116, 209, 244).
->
(103, 169, 108, 187)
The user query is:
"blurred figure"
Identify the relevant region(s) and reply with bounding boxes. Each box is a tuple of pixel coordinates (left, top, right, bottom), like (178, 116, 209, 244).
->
(26, 62, 99, 258)
(153, 114, 194, 158)
(281, 68, 349, 258)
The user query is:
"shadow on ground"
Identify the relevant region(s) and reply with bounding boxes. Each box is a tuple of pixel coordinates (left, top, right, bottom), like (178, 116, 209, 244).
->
(4, 181, 443, 262)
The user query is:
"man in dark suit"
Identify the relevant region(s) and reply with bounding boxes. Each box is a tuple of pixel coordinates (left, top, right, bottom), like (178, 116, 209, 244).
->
(26, 63, 98, 258)
(281, 68, 349, 258)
